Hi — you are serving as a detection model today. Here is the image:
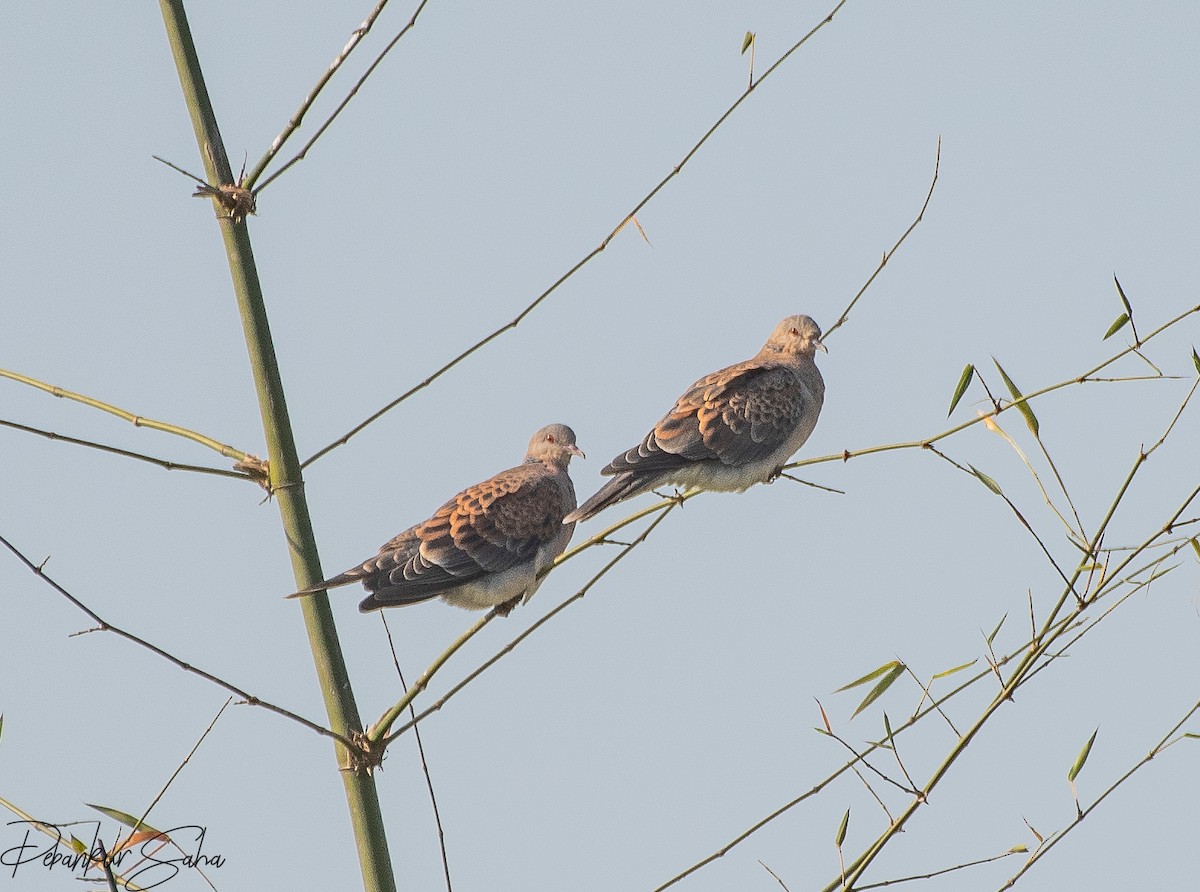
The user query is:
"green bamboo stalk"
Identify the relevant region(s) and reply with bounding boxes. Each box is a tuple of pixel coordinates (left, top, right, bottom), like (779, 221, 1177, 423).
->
(156, 3, 395, 889)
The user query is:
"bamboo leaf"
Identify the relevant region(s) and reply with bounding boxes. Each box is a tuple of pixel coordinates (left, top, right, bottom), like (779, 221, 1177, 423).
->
(741, 31, 755, 54)
(1023, 817, 1044, 844)
(1008, 844, 1029, 854)
(932, 659, 978, 680)
(835, 808, 850, 846)
(1067, 728, 1099, 782)
(1102, 313, 1129, 340)
(816, 698, 832, 735)
(968, 464, 1003, 496)
(1190, 538, 1200, 561)
(835, 659, 903, 692)
(986, 613, 1008, 646)
(851, 662, 906, 718)
(1114, 275, 1133, 316)
(68, 835, 88, 854)
(993, 358, 1039, 436)
(947, 364, 975, 416)
(1192, 347, 1200, 377)
(85, 803, 165, 838)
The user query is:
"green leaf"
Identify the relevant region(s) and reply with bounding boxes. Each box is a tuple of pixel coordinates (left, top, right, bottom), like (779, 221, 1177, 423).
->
(968, 464, 1003, 496)
(1102, 313, 1129, 340)
(741, 31, 755, 54)
(1067, 728, 1099, 782)
(1192, 347, 1200, 377)
(986, 613, 1008, 646)
(1114, 275, 1133, 316)
(947, 364, 975, 416)
(851, 663, 906, 719)
(835, 659, 903, 692)
(85, 803, 165, 837)
(1008, 844, 1029, 854)
(1190, 538, 1200, 561)
(835, 808, 850, 846)
(993, 358, 1039, 436)
(68, 835, 88, 854)
(932, 659, 978, 680)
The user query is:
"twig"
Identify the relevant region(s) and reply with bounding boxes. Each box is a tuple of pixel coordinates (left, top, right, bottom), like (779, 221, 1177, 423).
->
(998, 696, 1200, 889)
(0, 532, 349, 747)
(823, 136, 940, 340)
(0, 367, 259, 465)
(380, 615, 453, 892)
(302, 0, 851, 468)
(789, 302, 1200, 476)
(384, 505, 676, 743)
(0, 418, 249, 480)
(252, 0, 432, 193)
(855, 847, 1024, 889)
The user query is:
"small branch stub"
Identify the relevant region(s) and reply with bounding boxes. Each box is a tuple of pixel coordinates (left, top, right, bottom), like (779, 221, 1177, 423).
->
(194, 182, 257, 223)
(232, 454, 271, 491)
(346, 728, 386, 775)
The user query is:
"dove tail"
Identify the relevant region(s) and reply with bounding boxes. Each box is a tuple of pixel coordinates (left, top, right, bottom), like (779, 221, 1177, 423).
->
(564, 473, 655, 524)
(285, 566, 372, 599)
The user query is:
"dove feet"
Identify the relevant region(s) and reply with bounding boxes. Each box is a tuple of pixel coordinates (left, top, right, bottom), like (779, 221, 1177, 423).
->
(494, 596, 522, 617)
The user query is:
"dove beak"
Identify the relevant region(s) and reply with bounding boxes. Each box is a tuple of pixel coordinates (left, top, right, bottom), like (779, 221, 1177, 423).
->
(814, 338, 828, 354)
(567, 444, 586, 460)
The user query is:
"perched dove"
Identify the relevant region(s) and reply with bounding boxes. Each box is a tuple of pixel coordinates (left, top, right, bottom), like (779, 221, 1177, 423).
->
(565, 315, 825, 523)
(290, 424, 584, 614)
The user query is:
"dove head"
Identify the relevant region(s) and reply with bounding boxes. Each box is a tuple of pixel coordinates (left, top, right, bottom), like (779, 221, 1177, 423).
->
(763, 314, 826, 359)
(525, 423, 585, 468)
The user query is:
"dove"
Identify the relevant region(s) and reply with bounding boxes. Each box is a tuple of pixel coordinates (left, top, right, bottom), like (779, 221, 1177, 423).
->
(290, 424, 583, 614)
(564, 315, 825, 523)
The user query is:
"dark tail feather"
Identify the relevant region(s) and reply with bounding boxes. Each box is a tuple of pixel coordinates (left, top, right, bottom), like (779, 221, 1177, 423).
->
(564, 473, 655, 524)
(358, 588, 441, 612)
(284, 567, 370, 599)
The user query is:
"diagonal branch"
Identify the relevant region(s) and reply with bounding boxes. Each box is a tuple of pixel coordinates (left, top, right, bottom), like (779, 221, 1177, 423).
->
(0, 367, 259, 466)
(250, 0, 432, 193)
(0, 532, 349, 747)
(382, 503, 676, 744)
(0, 418, 250, 480)
(824, 135, 941, 341)
(302, 0, 851, 468)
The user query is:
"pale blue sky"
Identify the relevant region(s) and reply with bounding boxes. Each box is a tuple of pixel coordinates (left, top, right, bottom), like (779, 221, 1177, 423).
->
(2, 3, 1198, 890)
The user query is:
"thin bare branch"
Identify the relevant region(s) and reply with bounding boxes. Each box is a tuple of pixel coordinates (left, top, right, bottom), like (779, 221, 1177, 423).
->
(0, 368, 259, 465)
(823, 136, 940, 340)
(0, 532, 348, 747)
(998, 696, 1200, 889)
(302, 0, 850, 468)
(380, 615, 453, 892)
(856, 847, 1024, 889)
(385, 505, 676, 743)
(790, 302, 1200, 475)
(251, 0, 431, 192)
(0, 418, 249, 480)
